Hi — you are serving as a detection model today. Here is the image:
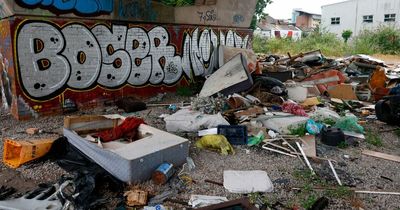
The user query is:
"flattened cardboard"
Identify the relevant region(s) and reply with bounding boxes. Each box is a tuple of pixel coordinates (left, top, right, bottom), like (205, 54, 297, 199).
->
(327, 84, 358, 100)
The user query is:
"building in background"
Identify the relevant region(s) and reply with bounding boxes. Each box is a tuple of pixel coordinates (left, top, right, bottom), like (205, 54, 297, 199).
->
(255, 15, 302, 40)
(292, 9, 321, 32)
(321, 0, 400, 37)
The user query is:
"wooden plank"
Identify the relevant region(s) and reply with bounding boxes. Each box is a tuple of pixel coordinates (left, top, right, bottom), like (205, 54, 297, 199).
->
(362, 150, 400, 163)
(64, 115, 121, 135)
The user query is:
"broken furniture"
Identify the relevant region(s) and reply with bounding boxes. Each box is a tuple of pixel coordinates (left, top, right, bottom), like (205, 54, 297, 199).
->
(63, 115, 189, 183)
(199, 54, 253, 97)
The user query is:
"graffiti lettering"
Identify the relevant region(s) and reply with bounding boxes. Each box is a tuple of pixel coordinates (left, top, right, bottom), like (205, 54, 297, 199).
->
(197, 10, 217, 23)
(118, 0, 157, 21)
(0, 53, 12, 109)
(16, 0, 113, 14)
(16, 21, 249, 100)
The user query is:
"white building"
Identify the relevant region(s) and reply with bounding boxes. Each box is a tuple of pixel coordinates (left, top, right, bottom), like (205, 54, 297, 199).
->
(321, 0, 400, 36)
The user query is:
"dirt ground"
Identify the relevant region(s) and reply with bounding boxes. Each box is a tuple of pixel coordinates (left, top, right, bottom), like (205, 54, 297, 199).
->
(1, 93, 400, 210)
(371, 54, 400, 65)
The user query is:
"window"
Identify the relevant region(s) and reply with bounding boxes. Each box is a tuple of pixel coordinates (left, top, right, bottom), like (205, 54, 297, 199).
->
(363, 15, 373, 23)
(384, 14, 396, 22)
(331, 17, 340, 25)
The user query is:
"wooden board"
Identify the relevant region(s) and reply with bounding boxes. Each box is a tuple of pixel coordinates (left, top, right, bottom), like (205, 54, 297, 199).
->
(300, 135, 316, 158)
(362, 150, 400, 163)
(327, 84, 358, 100)
(64, 115, 121, 135)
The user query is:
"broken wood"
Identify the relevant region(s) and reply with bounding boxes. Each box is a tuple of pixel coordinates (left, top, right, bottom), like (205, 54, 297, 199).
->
(328, 160, 342, 186)
(261, 144, 297, 157)
(265, 142, 293, 153)
(147, 102, 190, 107)
(296, 142, 315, 175)
(362, 150, 400, 163)
(300, 135, 316, 158)
(292, 187, 400, 196)
(205, 179, 223, 186)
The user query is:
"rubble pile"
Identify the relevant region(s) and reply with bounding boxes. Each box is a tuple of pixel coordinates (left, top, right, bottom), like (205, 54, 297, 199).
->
(0, 49, 400, 210)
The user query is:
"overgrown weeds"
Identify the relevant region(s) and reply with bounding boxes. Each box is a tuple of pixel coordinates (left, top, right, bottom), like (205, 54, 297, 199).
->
(394, 129, 400, 137)
(253, 26, 400, 57)
(293, 169, 354, 208)
(366, 130, 383, 147)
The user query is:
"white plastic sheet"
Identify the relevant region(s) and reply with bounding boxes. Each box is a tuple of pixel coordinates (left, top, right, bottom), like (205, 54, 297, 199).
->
(164, 108, 229, 132)
(188, 195, 228, 208)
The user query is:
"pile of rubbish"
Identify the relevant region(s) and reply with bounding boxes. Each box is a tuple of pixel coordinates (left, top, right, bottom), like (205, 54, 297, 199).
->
(1, 47, 400, 210)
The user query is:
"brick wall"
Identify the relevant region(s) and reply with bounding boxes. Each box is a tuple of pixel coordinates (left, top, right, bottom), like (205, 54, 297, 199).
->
(1, 16, 252, 119)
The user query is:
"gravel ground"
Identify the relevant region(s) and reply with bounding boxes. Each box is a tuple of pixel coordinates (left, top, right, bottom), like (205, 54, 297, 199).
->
(1, 93, 400, 209)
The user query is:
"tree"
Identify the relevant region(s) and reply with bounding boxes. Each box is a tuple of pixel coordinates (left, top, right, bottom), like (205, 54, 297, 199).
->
(250, 0, 272, 29)
(342, 30, 353, 43)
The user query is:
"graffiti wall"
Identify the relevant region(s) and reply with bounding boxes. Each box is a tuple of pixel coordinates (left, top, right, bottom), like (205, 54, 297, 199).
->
(16, 0, 114, 15)
(0, 20, 13, 111)
(4, 17, 252, 119)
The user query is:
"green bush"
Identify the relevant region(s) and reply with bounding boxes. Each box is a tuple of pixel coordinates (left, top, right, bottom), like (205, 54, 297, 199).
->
(253, 26, 400, 57)
(253, 30, 348, 57)
(353, 26, 400, 55)
(162, 0, 194, 6)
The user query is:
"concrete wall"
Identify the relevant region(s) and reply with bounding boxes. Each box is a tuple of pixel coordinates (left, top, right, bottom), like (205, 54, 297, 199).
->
(1, 0, 256, 28)
(322, 0, 400, 36)
(0, 1, 254, 120)
(175, 0, 257, 28)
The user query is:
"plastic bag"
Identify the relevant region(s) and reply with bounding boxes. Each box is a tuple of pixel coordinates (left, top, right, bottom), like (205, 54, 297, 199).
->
(248, 131, 265, 146)
(195, 135, 235, 155)
(334, 116, 364, 134)
(306, 119, 324, 135)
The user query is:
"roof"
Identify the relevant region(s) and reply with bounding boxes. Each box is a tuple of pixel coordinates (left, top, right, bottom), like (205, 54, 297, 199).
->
(257, 22, 301, 31)
(321, 0, 354, 8)
(293, 8, 321, 16)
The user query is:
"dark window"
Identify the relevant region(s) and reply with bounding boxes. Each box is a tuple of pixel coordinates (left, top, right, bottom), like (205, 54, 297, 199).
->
(384, 14, 396, 22)
(331, 17, 340, 25)
(363, 15, 373, 23)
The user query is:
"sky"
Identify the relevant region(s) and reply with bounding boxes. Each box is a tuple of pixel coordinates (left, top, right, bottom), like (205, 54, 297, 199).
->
(265, 0, 346, 19)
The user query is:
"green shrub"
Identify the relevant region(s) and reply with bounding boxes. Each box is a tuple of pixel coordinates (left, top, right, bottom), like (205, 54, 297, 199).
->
(354, 26, 400, 55)
(253, 31, 349, 57)
(342, 30, 353, 43)
(162, 0, 194, 6)
(253, 26, 400, 56)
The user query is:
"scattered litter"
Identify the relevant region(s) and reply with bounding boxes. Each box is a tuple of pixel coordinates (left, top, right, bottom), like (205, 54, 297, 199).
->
(124, 189, 148, 206)
(328, 160, 342, 186)
(188, 195, 228, 208)
(362, 150, 400, 163)
(199, 54, 253, 97)
(26, 128, 41, 135)
(334, 115, 364, 133)
(196, 135, 235, 155)
(223, 170, 274, 193)
(296, 141, 315, 175)
(3, 138, 56, 168)
(152, 163, 174, 185)
(198, 128, 218, 137)
(116, 97, 147, 113)
(321, 127, 345, 146)
(164, 108, 229, 132)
